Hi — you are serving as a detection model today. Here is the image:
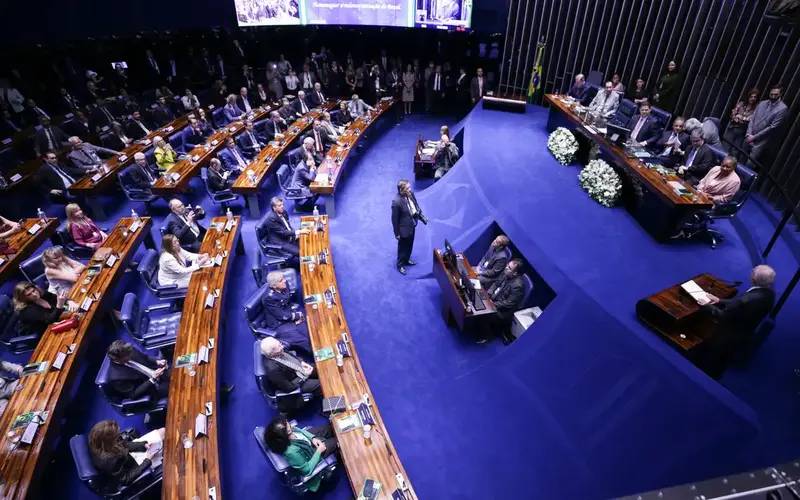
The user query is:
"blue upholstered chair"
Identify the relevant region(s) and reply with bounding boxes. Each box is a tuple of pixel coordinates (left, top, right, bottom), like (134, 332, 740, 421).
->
(19, 252, 48, 289)
(136, 249, 188, 302)
(519, 274, 535, 309)
(200, 167, 240, 211)
(119, 292, 182, 351)
(118, 167, 158, 209)
(212, 107, 228, 127)
(0, 295, 38, 353)
(253, 424, 338, 495)
(95, 354, 168, 416)
(582, 83, 599, 106)
(276, 164, 308, 211)
(55, 224, 95, 260)
(70, 433, 162, 499)
(650, 106, 672, 131)
(252, 339, 315, 410)
(0, 147, 20, 173)
(243, 268, 300, 338)
(168, 133, 185, 154)
(254, 214, 294, 272)
(610, 98, 637, 127)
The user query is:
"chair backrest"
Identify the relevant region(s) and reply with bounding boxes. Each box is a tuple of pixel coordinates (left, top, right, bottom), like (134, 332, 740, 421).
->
(583, 84, 599, 105)
(703, 116, 721, 131)
(253, 426, 292, 473)
(253, 339, 273, 396)
(168, 133, 184, 152)
(19, 253, 46, 287)
(212, 107, 227, 127)
(586, 70, 604, 87)
(650, 106, 672, 131)
(118, 166, 135, 192)
(0, 295, 15, 340)
(714, 164, 758, 217)
(286, 146, 303, 166)
(56, 225, 74, 247)
(611, 98, 637, 126)
(119, 292, 142, 337)
(99, 132, 115, 150)
(94, 354, 123, 404)
(255, 215, 270, 245)
(519, 274, 535, 310)
(137, 249, 159, 290)
(70, 434, 101, 482)
(243, 285, 267, 324)
(276, 164, 292, 191)
(708, 144, 726, 164)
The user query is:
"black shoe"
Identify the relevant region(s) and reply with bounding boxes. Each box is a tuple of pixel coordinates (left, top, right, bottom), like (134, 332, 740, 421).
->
(397, 266, 407, 275)
(406, 259, 417, 266)
(222, 384, 235, 394)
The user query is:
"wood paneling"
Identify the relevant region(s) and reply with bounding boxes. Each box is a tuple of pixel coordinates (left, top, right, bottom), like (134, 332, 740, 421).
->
(0, 218, 57, 284)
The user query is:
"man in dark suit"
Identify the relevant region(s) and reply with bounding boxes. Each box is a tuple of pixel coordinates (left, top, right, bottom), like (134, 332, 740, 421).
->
(652, 116, 689, 166)
(21, 99, 51, 126)
(265, 111, 288, 140)
(264, 197, 307, 260)
(38, 151, 83, 202)
(308, 82, 327, 107)
(164, 198, 207, 252)
(677, 131, 715, 184)
(293, 91, 312, 117)
(236, 87, 254, 113)
(90, 98, 117, 132)
(151, 96, 175, 127)
(206, 158, 233, 194)
(218, 136, 249, 172)
(332, 101, 352, 126)
(181, 119, 210, 150)
(291, 158, 318, 209)
(260, 273, 313, 353)
(299, 137, 324, 165)
(487, 259, 526, 344)
(106, 340, 169, 400)
(259, 336, 319, 403)
(470, 67, 489, 104)
(477, 235, 511, 289)
(126, 110, 153, 140)
(306, 120, 332, 155)
(33, 117, 70, 156)
(391, 179, 427, 275)
(627, 102, 661, 147)
(567, 73, 587, 102)
(121, 152, 157, 192)
(57, 87, 80, 114)
(700, 265, 776, 379)
(427, 65, 446, 113)
(237, 120, 266, 158)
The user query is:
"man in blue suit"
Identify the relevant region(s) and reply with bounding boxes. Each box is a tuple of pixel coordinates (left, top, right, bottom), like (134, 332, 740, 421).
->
(626, 102, 661, 147)
(218, 136, 249, 173)
(308, 82, 326, 107)
(264, 111, 288, 140)
(237, 120, 266, 158)
(181, 119, 210, 150)
(261, 270, 311, 352)
(223, 95, 245, 124)
(291, 157, 318, 209)
(263, 197, 307, 261)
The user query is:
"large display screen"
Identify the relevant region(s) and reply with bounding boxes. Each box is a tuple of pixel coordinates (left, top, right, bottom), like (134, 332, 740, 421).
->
(234, 0, 473, 31)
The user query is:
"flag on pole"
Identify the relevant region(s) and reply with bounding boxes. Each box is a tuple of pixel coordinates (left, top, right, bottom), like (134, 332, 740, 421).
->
(528, 40, 546, 102)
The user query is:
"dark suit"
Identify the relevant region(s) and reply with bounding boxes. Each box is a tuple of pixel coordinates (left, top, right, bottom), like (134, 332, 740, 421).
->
(261, 287, 311, 352)
(90, 105, 117, 129)
(264, 354, 320, 393)
(488, 273, 525, 320)
(626, 114, 661, 145)
(236, 95, 254, 113)
(218, 145, 249, 171)
(477, 246, 510, 289)
(653, 130, 689, 165)
(223, 103, 244, 123)
(427, 72, 446, 111)
(470, 76, 489, 102)
(237, 129, 266, 157)
(308, 89, 327, 107)
(164, 210, 207, 252)
(291, 162, 317, 207)
(125, 118, 153, 140)
(682, 144, 716, 182)
(293, 97, 312, 116)
(38, 161, 84, 198)
(701, 287, 775, 378)
(264, 119, 287, 139)
(332, 109, 352, 127)
(306, 127, 332, 153)
(90, 437, 150, 487)
(150, 104, 175, 127)
(207, 167, 232, 193)
(568, 83, 587, 102)
(391, 193, 424, 268)
(33, 126, 69, 155)
(121, 163, 156, 191)
(182, 127, 210, 149)
(264, 210, 299, 257)
(108, 349, 168, 400)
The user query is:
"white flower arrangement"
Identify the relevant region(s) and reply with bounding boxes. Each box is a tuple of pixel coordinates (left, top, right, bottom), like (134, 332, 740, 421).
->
(547, 127, 579, 165)
(578, 159, 623, 207)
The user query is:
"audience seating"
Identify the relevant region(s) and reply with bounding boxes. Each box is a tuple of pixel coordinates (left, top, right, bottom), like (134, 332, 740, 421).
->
(70, 433, 162, 499)
(253, 424, 338, 496)
(95, 354, 169, 416)
(19, 252, 48, 289)
(136, 249, 188, 302)
(243, 268, 300, 338)
(118, 292, 182, 350)
(0, 294, 38, 354)
(200, 167, 240, 211)
(252, 339, 315, 411)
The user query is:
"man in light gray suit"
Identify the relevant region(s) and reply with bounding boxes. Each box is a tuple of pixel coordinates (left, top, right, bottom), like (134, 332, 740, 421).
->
(588, 81, 620, 118)
(347, 94, 374, 118)
(0, 360, 23, 417)
(745, 84, 788, 167)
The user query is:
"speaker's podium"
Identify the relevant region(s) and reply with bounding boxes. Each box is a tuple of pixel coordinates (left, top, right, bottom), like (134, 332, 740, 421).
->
(432, 247, 497, 336)
(482, 90, 527, 113)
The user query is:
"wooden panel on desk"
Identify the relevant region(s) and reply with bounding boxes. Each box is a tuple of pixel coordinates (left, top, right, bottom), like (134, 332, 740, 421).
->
(636, 273, 737, 352)
(0, 218, 58, 284)
(232, 101, 337, 195)
(0, 216, 151, 500)
(163, 216, 240, 500)
(152, 108, 271, 195)
(298, 215, 416, 499)
(311, 98, 396, 196)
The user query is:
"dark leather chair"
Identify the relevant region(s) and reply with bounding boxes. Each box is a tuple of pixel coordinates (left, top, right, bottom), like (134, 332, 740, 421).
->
(610, 98, 637, 127)
(19, 252, 48, 289)
(168, 133, 184, 154)
(582, 83, 599, 106)
(253, 424, 338, 495)
(252, 339, 315, 410)
(0, 147, 20, 173)
(650, 106, 672, 132)
(55, 224, 95, 260)
(70, 433, 162, 499)
(136, 249, 188, 302)
(520, 274, 535, 309)
(95, 354, 168, 416)
(118, 167, 158, 210)
(0, 294, 38, 353)
(243, 268, 299, 338)
(201, 167, 240, 211)
(118, 292, 182, 351)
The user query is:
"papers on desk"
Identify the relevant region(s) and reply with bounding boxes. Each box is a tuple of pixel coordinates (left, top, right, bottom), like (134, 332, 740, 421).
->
(204, 292, 217, 309)
(421, 147, 436, 155)
(224, 219, 236, 232)
(130, 429, 163, 468)
(195, 412, 208, 437)
(28, 223, 41, 235)
(52, 351, 68, 370)
(668, 181, 691, 196)
(12, 411, 47, 430)
(681, 280, 711, 305)
(106, 254, 117, 268)
(313, 172, 329, 185)
(335, 413, 362, 433)
(9, 173, 22, 182)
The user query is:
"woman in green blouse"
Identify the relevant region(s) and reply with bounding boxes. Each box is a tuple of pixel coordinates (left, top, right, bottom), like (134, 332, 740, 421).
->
(266, 416, 338, 492)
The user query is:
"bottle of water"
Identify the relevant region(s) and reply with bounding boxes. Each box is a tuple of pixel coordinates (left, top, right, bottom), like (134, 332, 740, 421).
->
(130, 209, 139, 222)
(312, 205, 319, 221)
(37, 208, 46, 224)
(226, 207, 233, 222)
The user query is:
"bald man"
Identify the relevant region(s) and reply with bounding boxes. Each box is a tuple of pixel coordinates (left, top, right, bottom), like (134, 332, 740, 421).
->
(121, 152, 157, 192)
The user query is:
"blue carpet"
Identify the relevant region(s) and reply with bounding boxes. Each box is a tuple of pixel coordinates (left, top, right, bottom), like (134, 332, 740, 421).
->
(1, 104, 799, 499)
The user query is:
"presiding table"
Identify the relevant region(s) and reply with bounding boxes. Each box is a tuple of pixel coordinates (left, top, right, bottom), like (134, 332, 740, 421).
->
(163, 216, 241, 500)
(311, 98, 396, 217)
(299, 215, 416, 499)
(432, 248, 497, 336)
(0, 216, 152, 500)
(636, 273, 737, 353)
(232, 101, 337, 217)
(0, 218, 59, 285)
(545, 94, 713, 240)
(413, 138, 436, 178)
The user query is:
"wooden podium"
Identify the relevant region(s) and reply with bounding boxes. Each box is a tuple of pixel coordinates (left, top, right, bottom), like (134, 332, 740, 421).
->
(432, 248, 497, 336)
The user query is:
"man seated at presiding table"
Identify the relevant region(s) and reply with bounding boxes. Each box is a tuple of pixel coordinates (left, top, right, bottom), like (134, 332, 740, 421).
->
(67, 136, 121, 173)
(218, 136, 250, 173)
(347, 93, 375, 118)
(626, 102, 661, 147)
(106, 340, 170, 400)
(567, 73, 588, 103)
(207, 158, 233, 193)
(153, 135, 177, 172)
(652, 116, 688, 167)
(265, 416, 338, 494)
(259, 336, 320, 397)
(12, 281, 76, 339)
(88, 420, 164, 488)
(164, 199, 207, 252)
(39, 151, 84, 203)
(676, 131, 715, 185)
(157, 234, 210, 288)
(0, 360, 23, 417)
(66, 203, 108, 249)
(433, 134, 460, 180)
(587, 81, 620, 118)
(486, 258, 526, 345)
(476, 235, 511, 290)
(262, 270, 312, 352)
(42, 246, 85, 296)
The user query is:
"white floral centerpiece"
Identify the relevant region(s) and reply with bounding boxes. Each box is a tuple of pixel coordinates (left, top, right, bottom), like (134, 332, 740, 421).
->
(547, 127, 579, 165)
(578, 159, 623, 207)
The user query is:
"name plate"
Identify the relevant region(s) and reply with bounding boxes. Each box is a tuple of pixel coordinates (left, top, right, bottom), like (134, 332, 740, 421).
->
(9, 173, 22, 182)
(209, 486, 218, 500)
(0, 257, 5, 266)
(20, 422, 39, 445)
(142, 139, 151, 146)
(129, 220, 140, 233)
(170, 172, 180, 182)
(198, 345, 209, 364)
(205, 401, 213, 416)
(224, 219, 234, 232)
(211, 139, 219, 146)
(91, 173, 103, 183)
(228, 126, 237, 133)
(80, 297, 93, 312)
(165, 126, 174, 132)
(52, 351, 67, 370)
(195, 412, 208, 437)
(106, 254, 117, 267)
(204, 293, 216, 309)
(192, 154, 200, 162)
(28, 223, 41, 235)
(213, 254, 223, 266)
(1, 138, 12, 145)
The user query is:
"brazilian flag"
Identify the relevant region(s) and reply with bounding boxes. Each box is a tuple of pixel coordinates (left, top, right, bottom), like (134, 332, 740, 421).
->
(528, 41, 546, 102)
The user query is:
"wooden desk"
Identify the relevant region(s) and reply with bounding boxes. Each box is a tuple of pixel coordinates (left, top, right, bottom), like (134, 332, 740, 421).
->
(299, 215, 416, 499)
(431, 249, 497, 335)
(413, 138, 435, 178)
(0, 216, 152, 500)
(545, 94, 713, 240)
(231, 101, 337, 218)
(311, 98, 396, 217)
(0, 159, 40, 195)
(163, 216, 241, 500)
(0, 218, 58, 285)
(636, 273, 737, 353)
(151, 108, 271, 197)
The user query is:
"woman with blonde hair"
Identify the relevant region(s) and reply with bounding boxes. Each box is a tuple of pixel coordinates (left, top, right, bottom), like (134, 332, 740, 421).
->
(153, 135, 176, 172)
(157, 234, 209, 288)
(12, 281, 68, 338)
(42, 246, 85, 295)
(65, 203, 107, 249)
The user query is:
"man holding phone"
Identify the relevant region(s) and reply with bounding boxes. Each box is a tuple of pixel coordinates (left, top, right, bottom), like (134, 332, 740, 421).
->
(164, 199, 207, 252)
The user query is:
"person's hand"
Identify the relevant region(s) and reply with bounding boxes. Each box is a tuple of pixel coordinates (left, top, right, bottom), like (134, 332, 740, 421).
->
(56, 292, 68, 308)
(301, 362, 314, 376)
(312, 437, 322, 447)
(146, 443, 160, 460)
(157, 359, 167, 367)
(745, 134, 754, 144)
(186, 210, 195, 223)
(638, 141, 647, 147)
(154, 366, 167, 378)
(706, 293, 720, 305)
(50, 189, 63, 196)
(314, 440, 326, 454)
(677, 166, 687, 175)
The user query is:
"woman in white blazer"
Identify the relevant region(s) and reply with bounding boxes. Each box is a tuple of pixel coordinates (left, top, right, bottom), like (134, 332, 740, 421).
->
(157, 234, 209, 288)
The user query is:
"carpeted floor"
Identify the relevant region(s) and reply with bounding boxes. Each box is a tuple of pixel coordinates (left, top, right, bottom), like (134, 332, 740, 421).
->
(2, 103, 799, 499)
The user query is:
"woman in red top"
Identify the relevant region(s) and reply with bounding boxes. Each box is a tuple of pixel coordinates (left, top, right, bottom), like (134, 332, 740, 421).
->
(65, 203, 107, 249)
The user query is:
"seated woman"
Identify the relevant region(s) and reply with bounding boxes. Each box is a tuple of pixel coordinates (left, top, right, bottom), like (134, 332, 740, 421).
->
(153, 136, 177, 172)
(265, 416, 338, 492)
(66, 203, 107, 249)
(12, 281, 71, 338)
(42, 246, 85, 295)
(157, 234, 209, 288)
(88, 420, 164, 488)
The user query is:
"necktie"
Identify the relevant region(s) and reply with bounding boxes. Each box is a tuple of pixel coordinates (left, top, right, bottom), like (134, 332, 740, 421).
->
(102, 107, 113, 122)
(243, 97, 251, 112)
(632, 117, 645, 140)
(301, 100, 308, 113)
(36, 107, 50, 120)
(687, 149, 697, 166)
(46, 128, 55, 150)
(479, 77, 483, 95)
(281, 214, 291, 232)
(435, 74, 440, 91)
(315, 131, 322, 152)
(234, 148, 246, 167)
(317, 91, 323, 103)
(53, 164, 75, 185)
(142, 165, 153, 183)
(274, 122, 280, 135)
(662, 133, 677, 156)
(138, 121, 150, 134)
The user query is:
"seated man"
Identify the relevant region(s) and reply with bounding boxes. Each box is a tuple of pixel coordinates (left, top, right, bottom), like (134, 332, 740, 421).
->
(277, 98, 296, 121)
(308, 82, 327, 107)
(306, 120, 332, 155)
(261, 270, 311, 352)
(237, 120, 266, 158)
(626, 102, 661, 147)
(125, 110, 153, 140)
(696, 155, 741, 205)
(292, 158, 319, 209)
(292, 90, 312, 117)
(264, 196, 307, 260)
(223, 94, 245, 123)
(477, 235, 511, 289)
(685, 117, 721, 147)
(300, 136, 324, 165)
(181, 118, 211, 150)
(588, 81, 620, 118)
(106, 340, 169, 400)
(39, 151, 84, 202)
(67, 136, 120, 173)
(33, 116, 70, 156)
(320, 112, 341, 139)
(218, 136, 249, 173)
(164, 198, 207, 252)
(265, 111, 288, 140)
(206, 157, 233, 193)
(653, 116, 689, 167)
(677, 131, 715, 184)
(121, 152, 157, 192)
(567, 73, 587, 102)
(0, 360, 23, 417)
(151, 96, 176, 126)
(347, 94, 374, 118)
(433, 134, 460, 180)
(332, 101, 352, 127)
(487, 259, 526, 345)
(259, 336, 320, 396)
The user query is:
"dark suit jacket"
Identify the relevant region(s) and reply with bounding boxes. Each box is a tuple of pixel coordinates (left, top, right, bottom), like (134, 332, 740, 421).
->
(17, 292, 61, 337)
(164, 211, 207, 249)
(470, 76, 489, 101)
(237, 129, 266, 156)
(38, 162, 85, 192)
(218, 146, 249, 171)
(683, 144, 715, 179)
(332, 109, 352, 126)
(108, 349, 161, 400)
(391, 193, 423, 239)
(488, 274, 525, 315)
(264, 210, 296, 246)
(655, 130, 689, 152)
(207, 167, 232, 193)
(264, 119, 287, 139)
(626, 114, 661, 145)
(150, 104, 175, 127)
(91, 439, 149, 487)
(478, 246, 510, 282)
(125, 119, 153, 140)
(182, 127, 209, 149)
(121, 163, 156, 191)
(308, 90, 327, 107)
(264, 354, 315, 392)
(568, 83, 587, 102)
(33, 126, 69, 155)
(306, 128, 332, 152)
(90, 106, 116, 129)
(293, 97, 312, 116)
(708, 287, 774, 338)
(236, 95, 254, 113)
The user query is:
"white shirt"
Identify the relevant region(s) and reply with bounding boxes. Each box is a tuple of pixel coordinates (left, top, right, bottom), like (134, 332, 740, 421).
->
(434, 73, 441, 91)
(240, 96, 251, 112)
(158, 249, 199, 288)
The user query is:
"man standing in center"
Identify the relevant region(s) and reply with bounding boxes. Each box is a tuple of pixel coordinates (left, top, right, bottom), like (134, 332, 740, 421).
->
(391, 179, 427, 275)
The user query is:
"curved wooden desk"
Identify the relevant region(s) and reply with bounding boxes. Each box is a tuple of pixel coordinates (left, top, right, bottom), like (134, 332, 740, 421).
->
(299, 215, 416, 499)
(162, 216, 241, 500)
(0, 216, 152, 500)
(0, 218, 58, 285)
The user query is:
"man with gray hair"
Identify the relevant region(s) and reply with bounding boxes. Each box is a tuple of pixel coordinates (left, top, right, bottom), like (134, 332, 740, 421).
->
(568, 73, 587, 102)
(677, 131, 715, 184)
(259, 336, 319, 401)
(347, 94, 374, 118)
(588, 81, 620, 118)
(66, 136, 120, 173)
(120, 151, 157, 192)
(261, 271, 311, 352)
(702, 264, 776, 378)
(684, 117, 720, 146)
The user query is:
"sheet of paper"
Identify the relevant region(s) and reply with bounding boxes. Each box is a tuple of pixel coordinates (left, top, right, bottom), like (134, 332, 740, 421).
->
(130, 429, 164, 466)
(681, 280, 710, 305)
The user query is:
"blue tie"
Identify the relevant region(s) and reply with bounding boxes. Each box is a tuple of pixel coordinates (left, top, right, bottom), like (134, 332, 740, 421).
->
(687, 149, 697, 166)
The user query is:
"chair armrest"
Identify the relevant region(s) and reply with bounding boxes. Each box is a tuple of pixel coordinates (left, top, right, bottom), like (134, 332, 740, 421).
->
(302, 453, 336, 481)
(275, 388, 302, 398)
(145, 302, 177, 314)
(252, 327, 277, 337)
(10, 334, 40, 344)
(121, 395, 154, 413)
